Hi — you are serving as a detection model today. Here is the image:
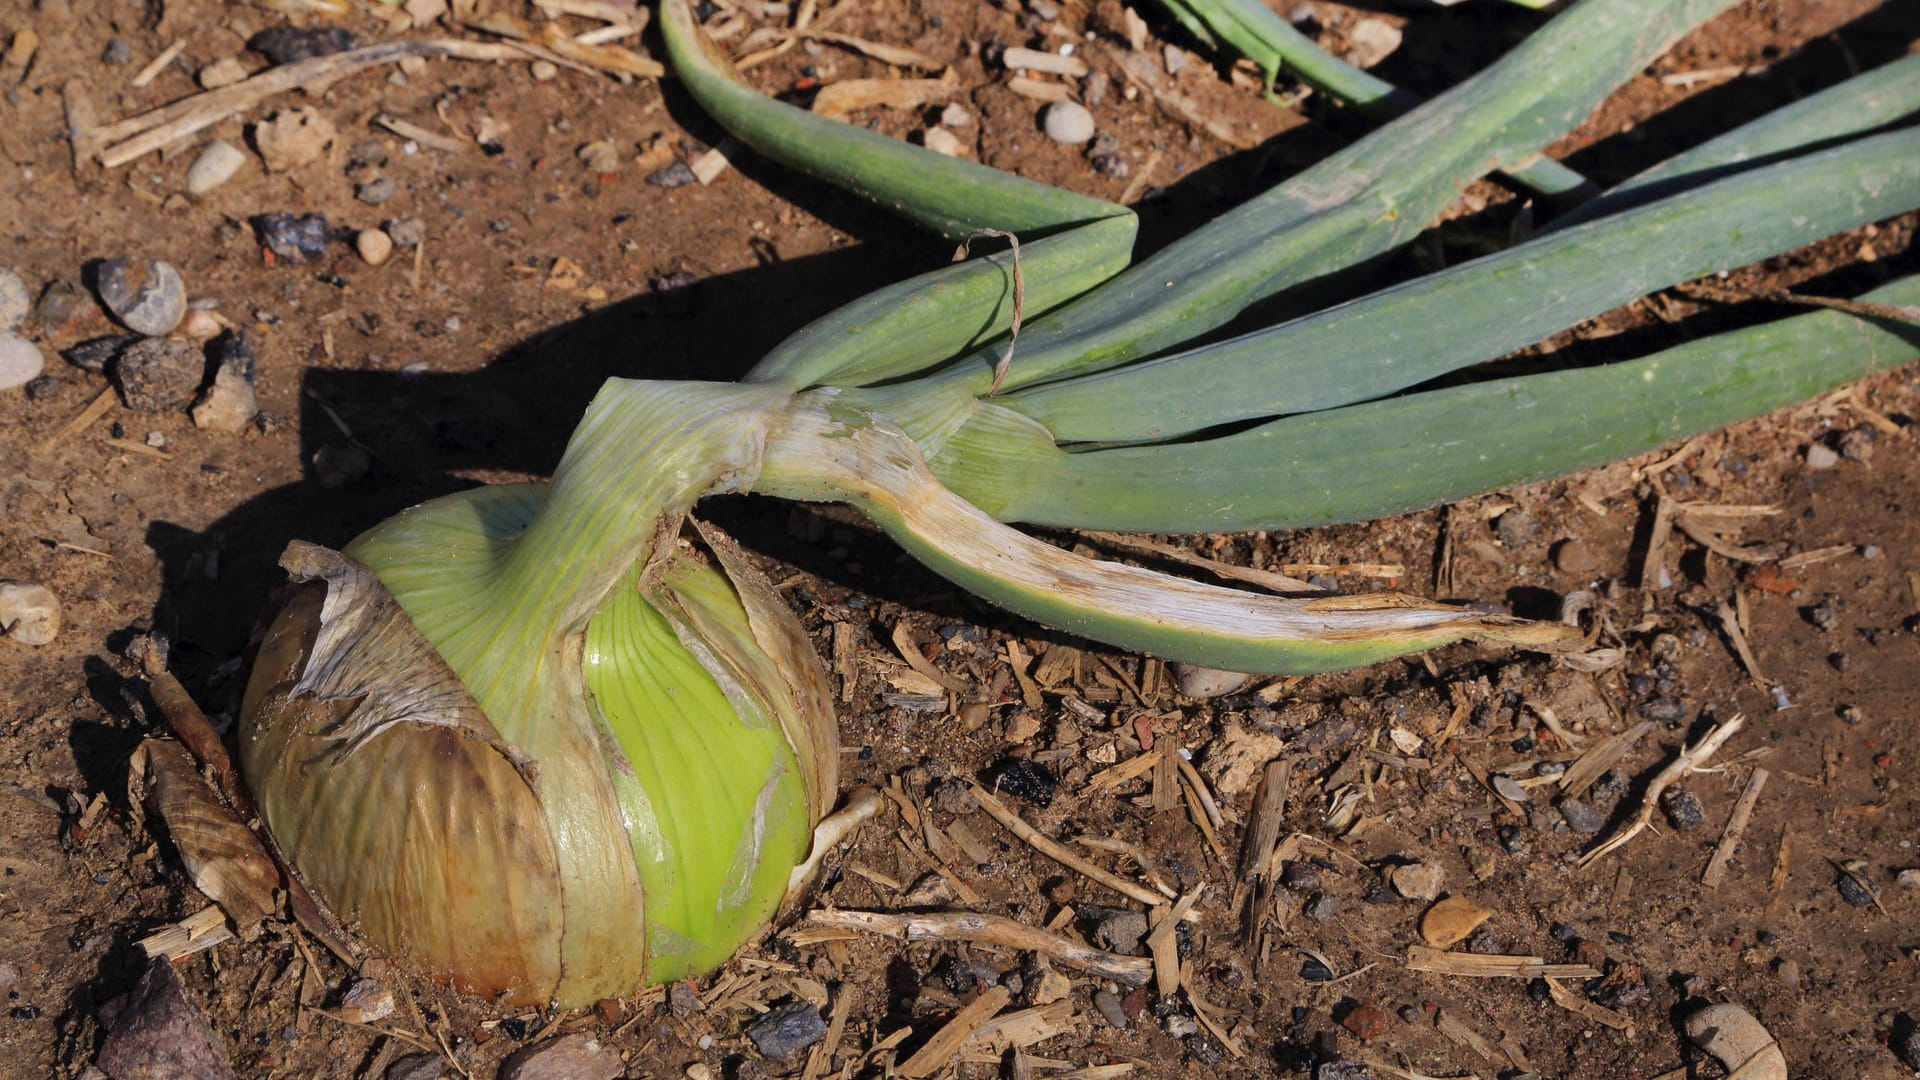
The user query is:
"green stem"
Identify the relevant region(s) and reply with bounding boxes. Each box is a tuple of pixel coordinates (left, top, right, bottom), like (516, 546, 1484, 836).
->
(1000, 126, 1920, 443)
(924, 275, 1920, 533)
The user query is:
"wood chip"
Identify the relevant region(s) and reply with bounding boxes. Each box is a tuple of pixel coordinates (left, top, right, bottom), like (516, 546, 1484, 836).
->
(1144, 886, 1201, 995)
(137, 905, 234, 960)
(1005, 640, 1044, 710)
(1637, 494, 1676, 588)
(1560, 720, 1654, 798)
(689, 139, 735, 185)
(1545, 977, 1631, 1030)
(1701, 766, 1768, 889)
(1711, 599, 1767, 686)
(1002, 47, 1089, 77)
(801, 984, 855, 1080)
(375, 114, 469, 153)
(1006, 75, 1073, 102)
(813, 75, 959, 118)
(1406, 947, 1599, 980)
(892, 622, 970, 693)
(1434, 1007, 1500, 1064)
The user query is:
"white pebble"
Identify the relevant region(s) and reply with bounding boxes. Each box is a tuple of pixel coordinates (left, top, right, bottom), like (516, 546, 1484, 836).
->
(0, 581, 61, 646)
(531, 59, 559, 81)
(1804, 442, 1839, 470)
(940, 102, 971, 128)
(1043, 101, 1095, 145)
(186, 139, 248, 196)
(0, 267, 28, 329)
(0, 330, 44, 390)
(922, 127, 964, 157)
(356, 228, 395, 267)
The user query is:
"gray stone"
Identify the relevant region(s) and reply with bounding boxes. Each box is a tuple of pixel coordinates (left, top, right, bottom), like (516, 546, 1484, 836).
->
(0, 267, 28, 329)
(1091, 989, 1128, 1029)
(0, 582, 60, 646)
(0, 331, 44, 391)
(746, 999, 827, 1059)
(356, 176, 398, 205)
(96, 258, 187, 336)
(384, 1053, 444, 1080)
(1305, 894, 1341, 922)
(498, 1033, 621, 1080)
(1556, 797, 1607, 834)
(113, 336, 205, 411)
(1042, 101, 1095, 145)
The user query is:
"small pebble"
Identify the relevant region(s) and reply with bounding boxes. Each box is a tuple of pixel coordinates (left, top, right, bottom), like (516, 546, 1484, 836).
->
(1636, 697, 1688, 725)
(1838, 425, 1874, 462)
(1091, 989, 1128, 1029)
(989, 758, 1057, 805)
(1161, 1013, 1196, 1038)
(1285, 2, 1316, 26)
(349, 140, 390, 169)
(530, 59, 558, 81)
(248, 26, 357, 65)
(499, 1033, 622, 1080)
(357, 229, 395, 267)
(185, 139, 249, 195)
(1553, 538, 1599, 574)
(0, 331, 44, 391)
(1491, 774, 1529, 803)
(179, 309, 223, 344)
(1661, 788, 1705, 831)
(1897, 868, 1920, 891)
(64, 335, 136, 373)
(1339, 1002, 1387, 1041)
(0, 267, 29, 329)
(1389, 862, 1445, 901)
(191, 329, 258, 433)
(198, 56, 250, 89)
(744, 1000, 827, 1060)
(338, 978, 394, 1024)
(1299, 955, 1333, 982)
(1172, 663, 1251, 699)
(96, 257, 187, 336)
(1279, 860, 1320, 892)
(646, 161, 698, 189)
(28, 278, 94, 336)
(0, 582, 61, 645)
(1556, 797, 1606, 835)
(356, 176, 398, 205)
(385, 1053, 445, 1080)
(113, 336, 205, 412)
(940, 102, 971, 127)
(1346, 17, 1402, 68)
(1804, 442, 1839, 470)
(1317, 1063, 1370, 1080)
(255, 212, 331, 262)
(1094, 910, 1149, 954)
(1835, 871, 1874, 908)
(922, 127, 964, 157)
(1772, 958, 1800, 990)
(1042, 101, 1095, 145)
(386, 216, 426, 247)
(101, 37, 131, 65)
(1304, 894, 1341, 922)
(1893, 1017, 1920, 1071)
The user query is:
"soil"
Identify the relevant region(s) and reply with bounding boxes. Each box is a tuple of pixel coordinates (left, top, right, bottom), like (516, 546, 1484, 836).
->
(1, 0, 1917, 1077)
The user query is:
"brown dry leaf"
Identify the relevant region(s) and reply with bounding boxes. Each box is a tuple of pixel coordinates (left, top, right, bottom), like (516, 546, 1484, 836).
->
(1419, 895, 1492, 948)
(813, 73, 959, 119)
(131, 739, 280, 937)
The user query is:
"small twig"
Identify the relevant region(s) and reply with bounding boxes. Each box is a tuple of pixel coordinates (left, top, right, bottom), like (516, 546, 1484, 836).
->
(130, 39, 187, 89)
(37, 387, 116, 453)
(1578, 715, 1744, 868)
(798, 909, 1153, 984)
(1678, 280, 1920, 325)
(96, 40, 522, 167)
(1709, 599, 1767, 687)
(1701, 767, 1768, 888)
(954, 229, 1024, 394)
(898, 985, 1010, 1078)
(967, 779, 1166, 906)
